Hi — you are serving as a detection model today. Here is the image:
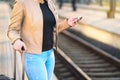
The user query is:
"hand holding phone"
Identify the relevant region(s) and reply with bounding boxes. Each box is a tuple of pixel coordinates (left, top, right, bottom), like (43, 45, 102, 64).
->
(68, 16, 83, 27)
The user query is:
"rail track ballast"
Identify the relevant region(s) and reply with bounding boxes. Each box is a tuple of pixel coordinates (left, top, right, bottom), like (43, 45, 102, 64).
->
(54, 30, 120, 80)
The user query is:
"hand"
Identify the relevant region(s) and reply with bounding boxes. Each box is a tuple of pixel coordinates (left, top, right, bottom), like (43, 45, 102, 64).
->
(67, 17, 82, 27)
(12, 39, 27, 54)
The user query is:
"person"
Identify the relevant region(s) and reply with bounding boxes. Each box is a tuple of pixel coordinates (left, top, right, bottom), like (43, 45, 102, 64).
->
(7, 0, 82, 80)
(71, 0, 77, 11)
(58, 0, 63, 9)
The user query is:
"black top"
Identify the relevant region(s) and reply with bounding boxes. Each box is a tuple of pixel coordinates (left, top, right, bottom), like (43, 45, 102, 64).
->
(40, 1, 56, 51)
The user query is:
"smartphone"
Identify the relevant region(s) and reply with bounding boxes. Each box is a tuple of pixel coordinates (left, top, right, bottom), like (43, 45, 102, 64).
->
(77, 16, 82, 20)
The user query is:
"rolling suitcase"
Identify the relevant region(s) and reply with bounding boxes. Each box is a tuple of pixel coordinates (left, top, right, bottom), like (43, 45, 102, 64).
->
(0, 75, 11, 80)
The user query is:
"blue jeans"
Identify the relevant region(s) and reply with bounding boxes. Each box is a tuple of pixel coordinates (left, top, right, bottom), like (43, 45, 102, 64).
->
(24, 49, 55, 80)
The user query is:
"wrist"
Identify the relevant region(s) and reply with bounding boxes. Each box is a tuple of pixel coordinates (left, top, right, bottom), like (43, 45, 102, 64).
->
(11, 38, 21, 45)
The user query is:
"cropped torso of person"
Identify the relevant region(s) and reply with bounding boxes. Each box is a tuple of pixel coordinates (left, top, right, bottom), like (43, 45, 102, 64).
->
(7, 0, 70, 54)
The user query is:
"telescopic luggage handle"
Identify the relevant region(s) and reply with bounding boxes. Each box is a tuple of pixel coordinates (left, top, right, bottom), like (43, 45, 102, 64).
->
(14, 50, 24, 80)
(13, 50, 16, 80)
(21, 53, 24, 80)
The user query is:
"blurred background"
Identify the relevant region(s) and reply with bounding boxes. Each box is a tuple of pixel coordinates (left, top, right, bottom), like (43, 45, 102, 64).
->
(0, 0, 120, 80)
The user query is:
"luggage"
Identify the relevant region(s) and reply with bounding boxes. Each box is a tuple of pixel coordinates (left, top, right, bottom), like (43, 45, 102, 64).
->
(0, 75, 11, 80)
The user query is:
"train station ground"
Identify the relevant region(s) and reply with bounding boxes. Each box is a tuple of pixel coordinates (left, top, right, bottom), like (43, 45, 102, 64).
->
(0, 1, 120, 80)
(58, 3, 120, 34)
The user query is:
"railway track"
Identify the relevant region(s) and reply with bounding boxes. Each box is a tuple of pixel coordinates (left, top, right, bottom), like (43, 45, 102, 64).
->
(54, 52, 85, 80)
(54, 48, 91, 80)
(54, 30, 120, 80)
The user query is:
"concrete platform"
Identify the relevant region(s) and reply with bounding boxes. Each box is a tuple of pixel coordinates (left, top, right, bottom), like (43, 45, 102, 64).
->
(58, 4, 120, 35)
(25, 73, 58, 80)
(58, 4, 120, 51)
(0, 1, 13, 78)
(52, 74, 58, 80)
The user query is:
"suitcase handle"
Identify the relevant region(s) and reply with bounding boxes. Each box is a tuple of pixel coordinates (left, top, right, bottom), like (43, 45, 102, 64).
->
(21, 53, 24, 80)
(13, 50, 16, 80)
(14, 50, 24, 80)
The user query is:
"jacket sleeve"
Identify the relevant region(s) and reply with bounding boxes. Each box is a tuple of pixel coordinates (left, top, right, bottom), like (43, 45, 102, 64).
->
(57, 19, 70, 33)
(7, 1, 24, 44)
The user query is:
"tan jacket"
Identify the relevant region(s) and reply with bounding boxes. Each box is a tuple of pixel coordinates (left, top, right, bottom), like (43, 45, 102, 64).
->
(7, 0, 70, 54)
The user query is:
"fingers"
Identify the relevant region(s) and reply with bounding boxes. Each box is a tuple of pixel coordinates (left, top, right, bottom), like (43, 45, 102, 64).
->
(13, 40, 27, 54)
(16, 46, 27, 54)
(71, 18, 78, 23)
(74, 17, 82, 23)
(14, 46, 24, 54)
(73, 18, 78, 25)
(21, 45, 27, 53)
(17, 49, 23, 54)
(68, 17, 82, 27)
(73, 17, 82, 22)
(23, 44, 27, 51)
(70, 18, 78, 25)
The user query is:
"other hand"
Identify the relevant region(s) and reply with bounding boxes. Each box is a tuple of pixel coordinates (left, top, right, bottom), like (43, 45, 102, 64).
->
(12, 39, 27, 54)
(67, 17, 82, 27)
